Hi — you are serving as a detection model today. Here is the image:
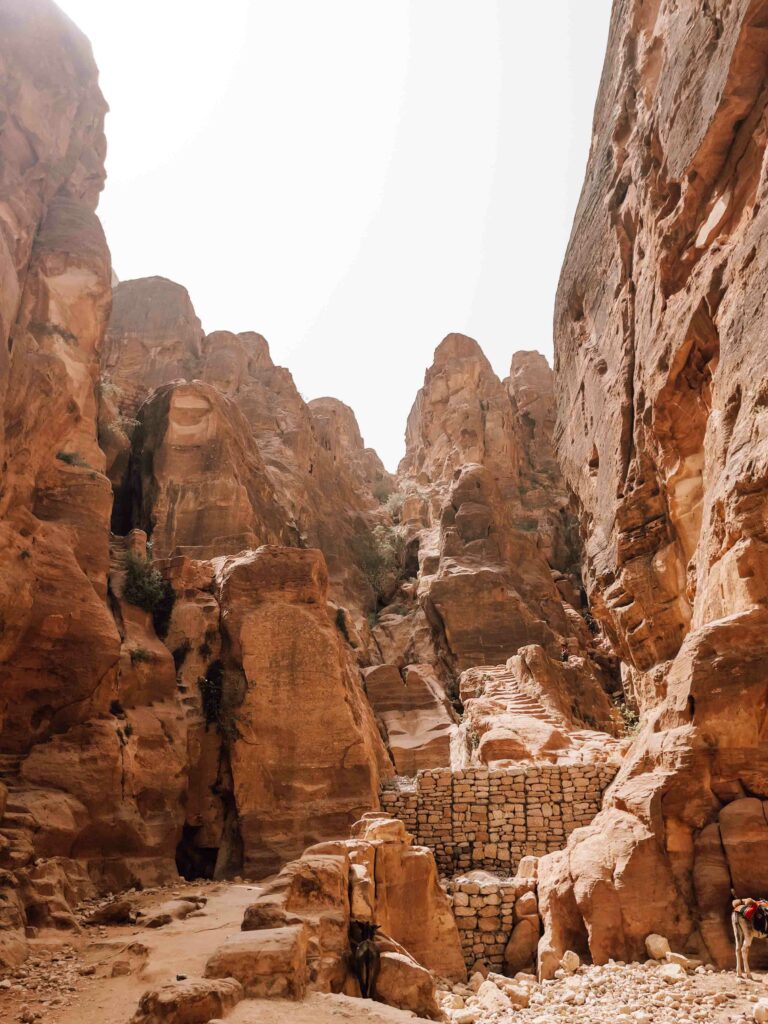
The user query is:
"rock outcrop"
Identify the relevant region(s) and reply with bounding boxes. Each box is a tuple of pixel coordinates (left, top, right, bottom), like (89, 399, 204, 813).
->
(103, 277, 391, 606)
(197, 813, 463, 1019)
(370, 334, 620, 773)
(129, 380, 291, 557)
(164, 546, 392, 880)
(546, 0, 768, 971)
(0, 0, 187, 965)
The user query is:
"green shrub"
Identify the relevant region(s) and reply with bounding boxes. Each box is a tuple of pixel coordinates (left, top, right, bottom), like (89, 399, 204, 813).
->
(123, 723, 134, 738)
(56, 450, 91, 469)
(612, 694, 640, 734)
(335, 607, 350, 642)
(129, 647, 154, 665)
(383, 481, 427, 520)
(351, 525, 405, 604)
(372, 479, 393, 503)
(31, 321, 77, 345)
(123, 553, 175, 638)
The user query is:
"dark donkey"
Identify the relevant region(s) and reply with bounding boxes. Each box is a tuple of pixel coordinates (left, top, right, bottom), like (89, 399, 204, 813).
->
(349, 920, 381, 998)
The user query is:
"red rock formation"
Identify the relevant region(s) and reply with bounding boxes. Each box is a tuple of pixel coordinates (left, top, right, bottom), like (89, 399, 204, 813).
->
(102, 277, 392, 606)
(132, 381, 292, 557)
(0, 5, 191, 966)
(217, 547, 392, 875)
(371, 334, 619, 769)
(165, 547, 393, 880)
(545, 0, 768, 971)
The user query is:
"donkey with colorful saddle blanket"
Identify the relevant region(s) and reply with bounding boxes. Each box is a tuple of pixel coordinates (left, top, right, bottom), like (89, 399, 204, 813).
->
(732, 897, 768, 977)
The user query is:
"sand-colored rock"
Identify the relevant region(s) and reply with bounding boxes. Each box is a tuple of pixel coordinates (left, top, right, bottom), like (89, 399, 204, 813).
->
(364, 663, 456, 774)
(375, 951, 441, 1021)
(545, 0, 768, 970)
(458, 645, 619, 767)
(205, 926, 309, 999)
(216, 547, 392, 876)
(132, 977, 243, 1024)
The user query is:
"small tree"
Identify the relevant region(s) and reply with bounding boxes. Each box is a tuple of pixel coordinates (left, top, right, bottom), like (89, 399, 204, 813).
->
(351, 525, 404, 604)
(122, 552, 175, 638)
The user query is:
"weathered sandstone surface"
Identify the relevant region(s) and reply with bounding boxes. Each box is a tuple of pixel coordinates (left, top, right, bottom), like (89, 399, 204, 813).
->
(0, 0, 190, 967)
(102, 276, 391, 605)
(202, 813, 463, 1019)
(545, 0, 768, 972)
(376, 335, 620, 770)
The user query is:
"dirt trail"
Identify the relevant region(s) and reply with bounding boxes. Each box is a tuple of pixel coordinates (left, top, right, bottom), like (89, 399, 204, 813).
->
(1, 882, 257, 1024)
(0, 881, 420, 1024)
(229, 992, 421, 1023)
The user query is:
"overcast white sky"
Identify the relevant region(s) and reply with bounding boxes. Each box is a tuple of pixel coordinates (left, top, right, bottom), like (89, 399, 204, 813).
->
(58, 0, 611, 471)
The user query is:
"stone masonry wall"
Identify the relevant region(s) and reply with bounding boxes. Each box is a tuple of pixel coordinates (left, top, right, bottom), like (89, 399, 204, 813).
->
(447, 875, 517, 970)
(380, 763, 615, 875)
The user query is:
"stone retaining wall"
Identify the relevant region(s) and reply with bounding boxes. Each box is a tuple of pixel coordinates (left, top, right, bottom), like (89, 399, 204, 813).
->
(447, 876, 517, 970)
(380, 763, 615, 875)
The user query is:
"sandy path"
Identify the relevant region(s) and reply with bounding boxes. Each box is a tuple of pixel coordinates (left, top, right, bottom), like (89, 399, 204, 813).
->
(1, 882, 420, 1024)
(0, 882, 259, 1024)
(229, 991, 421, 1023)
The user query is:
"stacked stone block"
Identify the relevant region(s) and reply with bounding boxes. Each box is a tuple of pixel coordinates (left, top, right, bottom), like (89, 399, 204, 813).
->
(380, 763, 615, 875)
(448, 876, 517, 971)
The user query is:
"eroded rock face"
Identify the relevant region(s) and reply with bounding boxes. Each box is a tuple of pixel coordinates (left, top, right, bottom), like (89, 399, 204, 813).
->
(0, 6, 194, 965)
(221, 812, 463, 1017)
(375, 334, 620, 770)
(129, 381, 291, 557)
(102, 278, 390, 606)
(164, 546, 393, 880)
(363, 663, 457, 775)
(546, 0, 768, 970)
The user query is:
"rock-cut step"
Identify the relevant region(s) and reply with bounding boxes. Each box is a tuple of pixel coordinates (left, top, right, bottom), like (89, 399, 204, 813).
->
(0, 752, 25, 783)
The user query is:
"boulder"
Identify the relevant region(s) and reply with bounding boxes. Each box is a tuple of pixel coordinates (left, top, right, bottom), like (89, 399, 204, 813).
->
(131, 978, 242, 1024)
(504, 918, 540, 975)
(374, 951, 441, 1021)
(645, 935, 671, 961)
(204, 926, 308, 999)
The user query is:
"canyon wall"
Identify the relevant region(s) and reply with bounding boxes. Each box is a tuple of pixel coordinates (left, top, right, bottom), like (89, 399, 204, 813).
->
(548, 0, 768, 971)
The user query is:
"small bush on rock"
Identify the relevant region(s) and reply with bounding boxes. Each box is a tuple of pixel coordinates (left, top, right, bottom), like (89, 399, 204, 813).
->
(198, 661, 244, 742)
(56, 450, 91, 469)
(130, 647, 154, 665)
(352, 525, 405, 604)
(123, 553, 175, 638)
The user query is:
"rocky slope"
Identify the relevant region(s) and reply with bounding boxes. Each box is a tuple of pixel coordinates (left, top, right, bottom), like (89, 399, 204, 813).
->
(547, 0, 768, 972)
(384, 334, 619, 768)
(101, 276, 391, 606)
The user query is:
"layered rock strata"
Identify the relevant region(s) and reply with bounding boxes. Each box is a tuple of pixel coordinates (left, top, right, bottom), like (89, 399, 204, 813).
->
(545, 0, 768, 971)
(102, 276, 391, 605)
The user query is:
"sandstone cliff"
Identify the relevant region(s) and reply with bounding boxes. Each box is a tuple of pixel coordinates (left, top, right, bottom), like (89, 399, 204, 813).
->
(102, 276, 391, 607)
(546, 0, 768, 971)
(378, 334, 619, 770)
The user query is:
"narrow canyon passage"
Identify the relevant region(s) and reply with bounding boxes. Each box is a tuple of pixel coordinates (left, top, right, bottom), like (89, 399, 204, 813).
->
(2, 1, 768, 1023)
